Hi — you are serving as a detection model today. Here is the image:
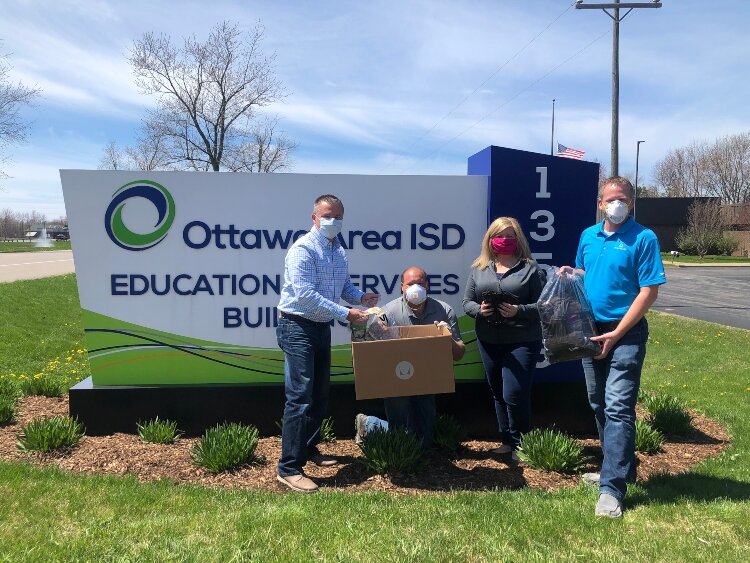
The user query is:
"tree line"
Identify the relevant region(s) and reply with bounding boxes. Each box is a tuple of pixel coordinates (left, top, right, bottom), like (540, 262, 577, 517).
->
(654, 132, 750, 205)
(0, 209, 66, 239)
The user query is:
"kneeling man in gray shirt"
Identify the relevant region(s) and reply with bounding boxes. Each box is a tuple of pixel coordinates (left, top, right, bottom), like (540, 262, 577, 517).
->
(354, 266, 465, 449)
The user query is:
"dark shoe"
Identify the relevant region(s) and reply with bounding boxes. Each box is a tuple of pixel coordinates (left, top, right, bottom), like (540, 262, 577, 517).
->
(354, 413, 367, 445)
(490, 444, 513, 454)
(277, 473, 318, 493)
(595, 493, 623, 518)
(310, 453, 339, 467)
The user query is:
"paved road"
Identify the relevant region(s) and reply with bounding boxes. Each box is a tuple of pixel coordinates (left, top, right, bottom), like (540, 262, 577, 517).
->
(0, 250, 75, 283)
(653, 266, 750, 330)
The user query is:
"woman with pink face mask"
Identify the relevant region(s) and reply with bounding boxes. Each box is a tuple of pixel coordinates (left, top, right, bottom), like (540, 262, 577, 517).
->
(462, 216, 547, 460)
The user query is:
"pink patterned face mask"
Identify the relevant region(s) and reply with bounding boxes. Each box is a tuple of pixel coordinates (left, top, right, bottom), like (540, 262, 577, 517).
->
(491, 237, 518, 255)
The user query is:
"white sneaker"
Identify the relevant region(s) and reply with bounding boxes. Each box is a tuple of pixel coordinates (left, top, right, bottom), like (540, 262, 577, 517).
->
(354, 413, 367, 445)
(582, 472, 600, 486)
(595, 493, 623, 518)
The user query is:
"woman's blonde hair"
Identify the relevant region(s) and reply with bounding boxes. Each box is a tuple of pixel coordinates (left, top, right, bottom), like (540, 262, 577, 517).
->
(471, 216, 533, 269)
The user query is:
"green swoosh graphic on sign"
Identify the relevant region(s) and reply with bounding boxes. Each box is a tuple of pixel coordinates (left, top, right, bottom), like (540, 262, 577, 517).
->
(81, 309, 484, 386)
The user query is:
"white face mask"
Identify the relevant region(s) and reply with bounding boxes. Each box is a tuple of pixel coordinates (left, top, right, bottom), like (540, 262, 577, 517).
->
(604, 200, 629, 225)
(318, 217, 342, 239)
(404, 284, 427, 306)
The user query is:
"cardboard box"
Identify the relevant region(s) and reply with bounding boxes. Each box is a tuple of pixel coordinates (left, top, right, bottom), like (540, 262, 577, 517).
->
(352, 324, 455, 400)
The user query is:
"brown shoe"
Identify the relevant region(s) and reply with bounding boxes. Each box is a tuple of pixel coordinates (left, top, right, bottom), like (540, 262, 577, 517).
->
(310, 453, 339, 467)
(277, 473, 318, 493)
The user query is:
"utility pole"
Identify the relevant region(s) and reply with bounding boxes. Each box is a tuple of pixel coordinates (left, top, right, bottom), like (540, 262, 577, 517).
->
(635, 140, 645, 219)
(550, 99, 556, 156)
(575, 1, 662, 177)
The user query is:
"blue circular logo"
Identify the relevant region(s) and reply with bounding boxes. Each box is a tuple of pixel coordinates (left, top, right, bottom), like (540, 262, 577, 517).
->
(104, 180, 175, 251)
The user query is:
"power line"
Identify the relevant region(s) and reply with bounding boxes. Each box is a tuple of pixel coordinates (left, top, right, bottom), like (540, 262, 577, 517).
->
(396, 28, 611, 174)
(575, 0, 663, 176)
(377, 2, 576, 173)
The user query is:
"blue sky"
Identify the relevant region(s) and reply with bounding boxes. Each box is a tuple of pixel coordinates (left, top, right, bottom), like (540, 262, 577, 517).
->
(1, 0, 748, 219)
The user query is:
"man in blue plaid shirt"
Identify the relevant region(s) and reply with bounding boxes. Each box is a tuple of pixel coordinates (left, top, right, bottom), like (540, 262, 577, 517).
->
(276, 194, 379, 493)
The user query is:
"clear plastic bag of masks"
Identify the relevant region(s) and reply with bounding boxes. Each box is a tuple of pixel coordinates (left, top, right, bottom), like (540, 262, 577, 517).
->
(350, 308, 400, 342)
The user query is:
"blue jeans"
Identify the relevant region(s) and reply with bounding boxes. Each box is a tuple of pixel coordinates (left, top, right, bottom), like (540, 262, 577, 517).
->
(477, 340, 541, 450)
(276, 316, 331, 477)
(365, 394, 436, 450)
(583, 318, 648, 500)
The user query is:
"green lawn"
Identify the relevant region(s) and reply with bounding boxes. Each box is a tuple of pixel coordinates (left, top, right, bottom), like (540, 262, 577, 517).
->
(0, 240, 72, 253)
(1, 275, 749, 561)
(661, 252, 750, 265)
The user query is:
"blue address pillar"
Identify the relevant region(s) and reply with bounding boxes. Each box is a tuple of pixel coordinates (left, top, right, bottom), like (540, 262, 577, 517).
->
(468, 145, 600, 382)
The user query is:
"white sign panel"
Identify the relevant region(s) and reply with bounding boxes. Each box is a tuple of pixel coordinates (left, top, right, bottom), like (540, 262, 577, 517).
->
(60, 171, 488, 385)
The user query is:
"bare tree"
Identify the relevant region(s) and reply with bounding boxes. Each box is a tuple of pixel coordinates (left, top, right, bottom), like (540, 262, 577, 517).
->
(677, 199, 725, 259)
(99, 120, 177, 172)
(128, 21, 288, 172)
(98, 140, 128, 170)
(0, 45, 41, 182)
(126, 117, 176, 171)
(653, 141, 709, 198)
(703, 132, 750, 205)
(0, 208, 14, 237)
(223, 116, 296, 172)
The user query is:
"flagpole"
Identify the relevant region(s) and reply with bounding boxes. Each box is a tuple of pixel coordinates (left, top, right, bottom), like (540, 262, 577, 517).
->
(550, 98, 556, 156)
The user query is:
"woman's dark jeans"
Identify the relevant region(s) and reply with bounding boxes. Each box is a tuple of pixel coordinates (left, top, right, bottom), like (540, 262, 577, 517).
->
(476, 339, 542, 450)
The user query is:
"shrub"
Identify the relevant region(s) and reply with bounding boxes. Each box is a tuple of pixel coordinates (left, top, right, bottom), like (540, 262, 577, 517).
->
(715, 235, 739, 256)
(0, 395, 17, 425)
(137, 417, 182, 444)
(191, 422, 260, 473)
(275, 416, 335, 442)
(433, 414, 467, 454)
(360, 427, 423, 475)
(0, 378, 21, 401)
(320, 416, 336, 443)
(634, 419, 664, 454)
(675, 232, 738, 257)
(20, 375, 69, 398)
(641, 394, 693, 436)
(517, 428, 587, 473)
(17, 416, 85, 452)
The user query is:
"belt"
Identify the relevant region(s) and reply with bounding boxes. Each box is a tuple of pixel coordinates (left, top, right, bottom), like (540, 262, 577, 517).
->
(595, 317, 645, 334)
(278, 310, 329, 326)
(595, 320, 621, 333)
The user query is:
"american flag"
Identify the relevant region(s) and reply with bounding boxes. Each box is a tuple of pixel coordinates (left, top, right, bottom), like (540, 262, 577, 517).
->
(557, 143, 585, 160)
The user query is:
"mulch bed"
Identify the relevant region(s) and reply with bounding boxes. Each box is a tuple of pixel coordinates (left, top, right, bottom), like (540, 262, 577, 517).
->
(0, 396, 731, 495)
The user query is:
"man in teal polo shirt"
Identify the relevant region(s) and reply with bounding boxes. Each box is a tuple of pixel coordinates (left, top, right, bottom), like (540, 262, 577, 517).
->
(560, 176, 666, 518)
